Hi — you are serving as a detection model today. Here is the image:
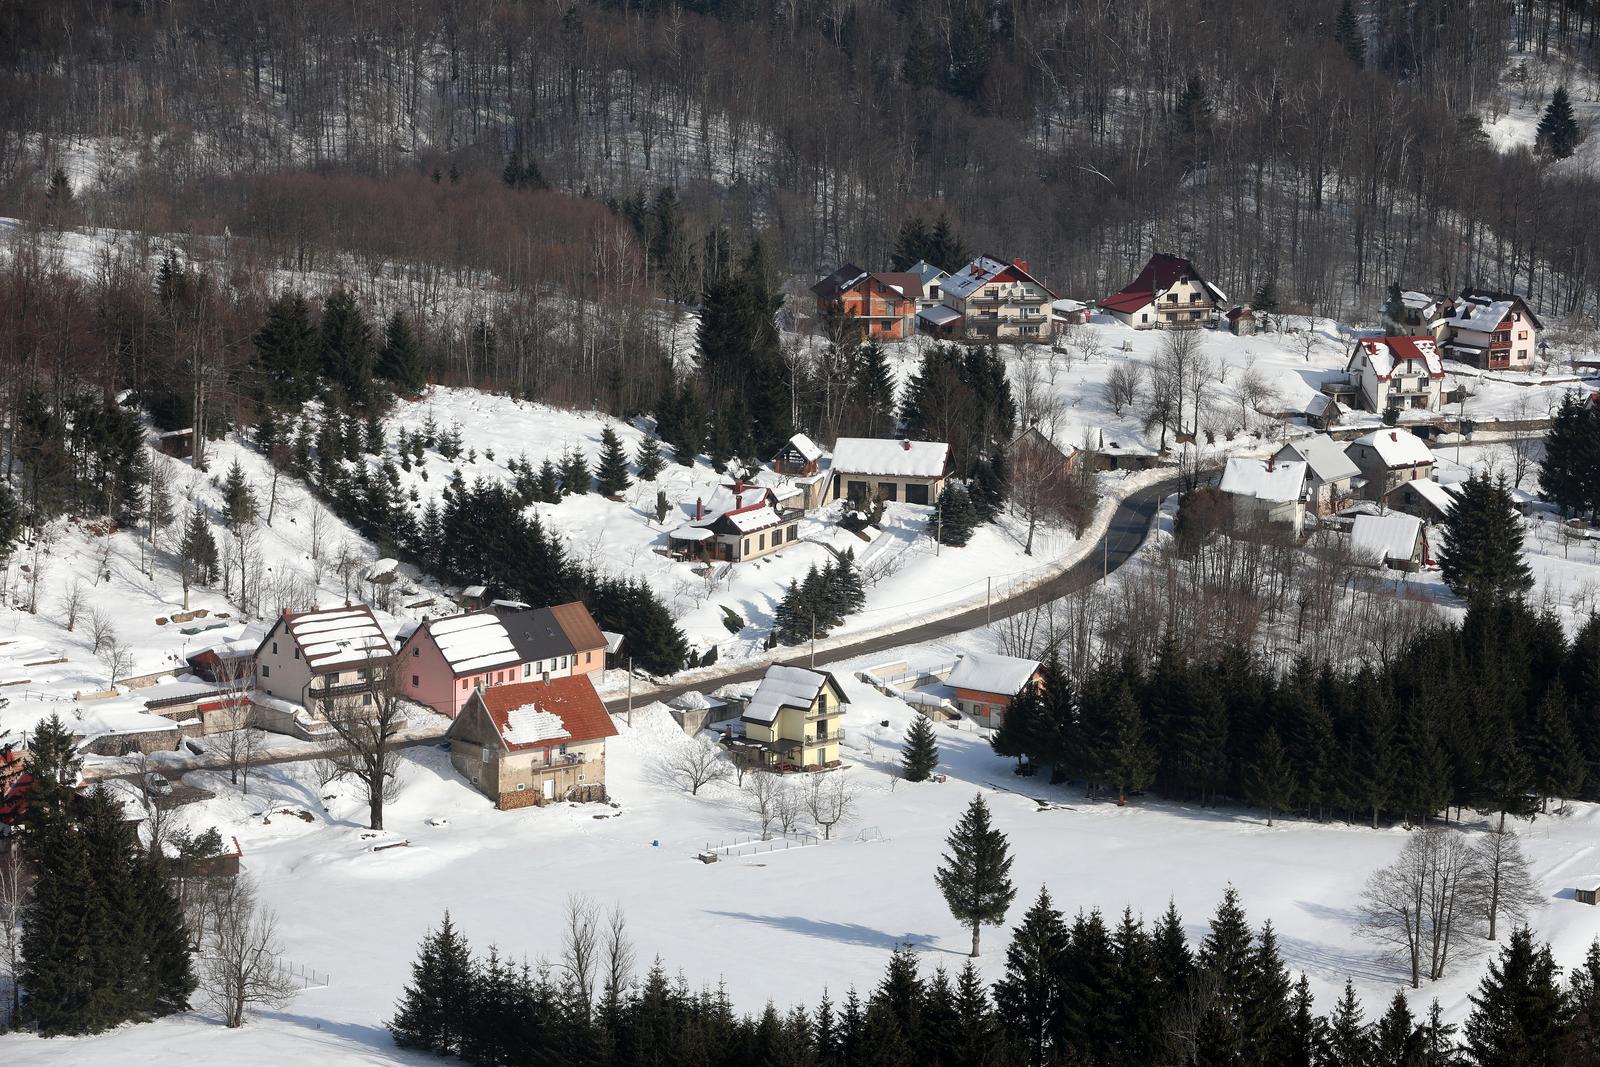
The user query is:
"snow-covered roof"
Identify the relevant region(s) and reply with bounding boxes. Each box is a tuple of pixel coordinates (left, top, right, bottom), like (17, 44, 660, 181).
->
(503, 707, 571, 746)
(1350, 512, 1423, 563)
(1442, 298, 1513, 334)
(602, 631, 625, 654)
(1052, 298, 1088, 314)
(908, 260, 948, 287)
(1350, 429, 1434, 469)
(946, 652, 1041, 697)
(1406, 479, 1460, 516)
(426, 612, 520, 674)
(139, 679, 227, 708)
(1220, 458, 1307, 503)
(918, 305, 961, 326)
(941, 254, 1056, 301)
(1276, 435, 1360, 484)
(364, 558, 399, 581)
(787, 433, 824, 462)
(1304, 394, 1339, 419)
(1401, 290, 1438, 311)
(669, 526, 714, 542)
(283, 606, 393, 672)
(461, 585, 488, 598)
(722, 504, 783, 533)
(668, 690, 727, 711)
(831, 438, 949, 479)
(1351, 336, 1443, 379)
(743, 665, 845, 725)
(463, 675, 618, 752)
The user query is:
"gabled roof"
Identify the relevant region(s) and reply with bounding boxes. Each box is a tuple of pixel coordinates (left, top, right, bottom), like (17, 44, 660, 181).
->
(781, 433, 825, 463)
(1104, 252, 1226, 305)
(946, 652, 1041, 696)
(831, 438, 950, 479)
(495, 605, 578, 664)
(1351, 512, 1424, 563)
(1350, 429, 1435, 468)
(812, 263, 870, 301)
(1275, 434, 1361, 484)
(549, 601, 607, 654)
(272, 605, 394, 674)
(1446, 287, 1543, 332)
(1098, 290, 1154, 314)
(908, 260, 949, 287)
(1348, 336, 1444, 379)
(421, 611, 521, 674)
(1219, 457, 1308, 504)
(871, 272, 924, 301)
(468, 676, 618, 752)
(1403, 478, 1461, 516)
(942, 254, 1058, 301)
(743, 665, 850, 725)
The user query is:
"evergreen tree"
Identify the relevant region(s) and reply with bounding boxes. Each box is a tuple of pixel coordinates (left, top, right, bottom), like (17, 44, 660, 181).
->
(852, 341, 897, 437)
(1439, 474, 1533, 604)
(901, 714, 940, 782)
(990, 678, 1047, 772)
(560, 448, 592, 495)
(1384, 282, 1408, 329)
(1462, 927, 1566, 1066)
(179, 506, 219, 602)
(377, 311, 425, 394)
(992, 887, 1067, 1067)
(44, 165, 73, 227)
(1335, 0, 1365, 68)
(1538, 392, 1599, 519)
(934, 794, 1016, 957)
(596, 427, 631, 496)
(0, 478, 24, 565)
(1150, 900, 1193, 1006)
(390, 912, 476, 1055)
(1536, 86, 1581, 160)
(220, 460, 258, 529)
(319, 287, 375, 406)
(253, 292, 319, 404)
(1532, 683, 1586, 809)
(1372, 989, 1423, 1066)
(834, 549, 866, 614)
(935, 482, 977, 547)
(1099, 680, 1155, 804)
(635, 436, 665, 481)
(1320, 979, 1373, 1067)
(900, 36, 940, 93)
(1245, 726, 1297, 826)
(536, 459, 561, 503)
(131, 849, 196, 1017)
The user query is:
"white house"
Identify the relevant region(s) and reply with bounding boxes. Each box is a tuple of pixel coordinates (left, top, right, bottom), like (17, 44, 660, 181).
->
(1350, 512, 1427, 572)
(907, 259, 950, 312)
(1218, 457, 1308, 536)
(1098, 253, 1226, 330)
(929, 255, 1058, 343)
(1345, 336, 1445, 414)
(1433, 288, 1543, 370)
(829, 438, 950, 505)
(1345, 428, 1435, 501)
(1272, 435, 1363, 515)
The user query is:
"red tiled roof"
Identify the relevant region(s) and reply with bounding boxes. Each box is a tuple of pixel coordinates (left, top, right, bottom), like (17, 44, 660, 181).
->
(1099, 290, 1153, 314)
(477, 676, 618, 751)
(1103, 252, 1219, 306)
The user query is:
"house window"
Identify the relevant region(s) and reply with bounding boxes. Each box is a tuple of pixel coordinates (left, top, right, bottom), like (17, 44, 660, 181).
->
(1166, 293, 1177, 303)
(461, 679, 469, 691)
(1020, 324, 1039, 336)
(523, 663, 532, 677)
(742, 538, 750, 555)
(1140, 313, 1149, 323)
(1189, 311, 1201, 320)
(584, 652, 592, 664)
(412, 675, 419, 686)
(818, 693, 828, 713)
(293, 648, 299, 659)
(758, 533, 766, 550)
(412, 647, 419, 657)
(271, 641, 278, 654)
(362, 694, 372, 706)
(1518, 330, 1528, 340)
(328, 672, 341, 684)
(560, 656, 568, 669)
(261, 665, 270, 678)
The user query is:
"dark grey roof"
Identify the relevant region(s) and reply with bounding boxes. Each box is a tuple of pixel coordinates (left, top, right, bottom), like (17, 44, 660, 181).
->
(493, 604, 576, 663)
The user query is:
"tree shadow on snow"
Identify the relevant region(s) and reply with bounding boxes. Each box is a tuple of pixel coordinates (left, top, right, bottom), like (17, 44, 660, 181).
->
(259, 1008, 436, 1063)
(705, 910, 938, 953)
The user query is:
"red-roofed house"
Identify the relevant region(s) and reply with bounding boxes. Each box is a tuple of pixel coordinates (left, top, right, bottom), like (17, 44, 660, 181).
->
(667, 482, 802, 562)
(1100, 253, 1226, 329)
(445, 676, 617, 809)
(1344, 336, 1445, 413)
(929, 255, 1059, 343)
(0, 744, 30, 831)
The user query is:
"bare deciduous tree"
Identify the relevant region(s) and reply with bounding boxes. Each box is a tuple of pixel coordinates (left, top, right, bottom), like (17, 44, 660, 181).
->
(746, 771, 784, 839)
(222, 727, 265, 793)
(57, 578, 85, 632)
(774, 780, 804, 835)
(562, 895, 600, 1011)
(663, 738, 733, 796)
(1105, 362, 1143, 416)
(1472, 825, 1541, 942)
(323, 664, 408, 830)
(804, 772, 855, 840)
(88, 607, 114, 657)
(99, 628, 132, 685)
(199, 875, 296, 1028)
(0, 852, 24, 1027)
(1358, 827, 1481, 988)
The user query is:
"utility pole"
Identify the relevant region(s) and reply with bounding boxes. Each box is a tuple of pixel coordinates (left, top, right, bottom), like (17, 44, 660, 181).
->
(809, 613, 816, 668)
(986, 576, 992, 627)
(1103, 529, 1109, 580)
(626, 657, 633, 726)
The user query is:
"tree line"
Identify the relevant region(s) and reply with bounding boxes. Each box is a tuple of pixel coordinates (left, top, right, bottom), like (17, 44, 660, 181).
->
(388, 890, 1600, 1066)
(993, 598, 1600, 829)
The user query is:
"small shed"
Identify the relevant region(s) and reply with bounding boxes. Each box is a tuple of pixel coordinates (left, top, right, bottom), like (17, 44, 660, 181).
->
(602, 630, 626, 669)
(155, 428, 194, 458)
(1577, 884, 1600, 906)
(459, 585, 490, 610)
(1225, 305, 1256, 335)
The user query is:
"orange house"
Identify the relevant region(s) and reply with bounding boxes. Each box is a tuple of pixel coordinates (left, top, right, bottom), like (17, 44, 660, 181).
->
(812, 264, 923, 340)
(945, 652, 1044, 730)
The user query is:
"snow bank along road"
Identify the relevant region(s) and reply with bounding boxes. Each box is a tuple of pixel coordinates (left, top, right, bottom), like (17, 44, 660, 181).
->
(602, 474, 1185, 714)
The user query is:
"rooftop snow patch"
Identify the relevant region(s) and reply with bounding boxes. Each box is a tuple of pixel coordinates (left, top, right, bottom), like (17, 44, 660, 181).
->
(1353, 336, 1443, 378)
(427, 612, 520, 673)
(946, 652, 1040, 696)
(1220, 458, 1308, 503)
(1350, 512, 1423, 563)
(1277, 435, 1361, 483)
(502, 707, 572, 746)
(1351, 429, 1434, 468)
(830, 438, 949, 479)
(743, 665, 844, 725)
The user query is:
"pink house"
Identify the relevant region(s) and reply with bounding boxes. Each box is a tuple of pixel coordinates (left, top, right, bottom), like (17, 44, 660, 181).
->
(398, 601, 609, 719)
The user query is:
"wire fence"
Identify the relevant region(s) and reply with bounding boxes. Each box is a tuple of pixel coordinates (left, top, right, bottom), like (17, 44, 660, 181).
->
(280, 960, 331, 990)
(703, 829, 820, 859)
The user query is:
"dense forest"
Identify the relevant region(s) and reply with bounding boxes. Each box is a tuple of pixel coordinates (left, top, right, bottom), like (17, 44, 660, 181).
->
(5, 0, 1600, 329)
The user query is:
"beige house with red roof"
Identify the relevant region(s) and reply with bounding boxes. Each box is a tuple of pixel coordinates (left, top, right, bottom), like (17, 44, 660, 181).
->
(253, 604, 395, 714)
(1344, 336, 1445, 413)
(1100, 253, 1226, 329)
(667, 482, 802, 562)
(924, 255, 1058, 342)
(446, 675, 617, 809)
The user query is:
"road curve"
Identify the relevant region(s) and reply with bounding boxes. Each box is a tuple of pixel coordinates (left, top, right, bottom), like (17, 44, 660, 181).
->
(603, 475, 1184, 715)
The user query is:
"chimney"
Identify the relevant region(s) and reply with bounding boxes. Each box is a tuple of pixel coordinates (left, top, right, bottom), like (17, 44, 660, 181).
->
(1014, 259, 1028, 273)
(902, 439, 912, 451)
(1390, 432, 1398, 442)
(1266, 455, 1275, 472)
(695, 497, 703, 520)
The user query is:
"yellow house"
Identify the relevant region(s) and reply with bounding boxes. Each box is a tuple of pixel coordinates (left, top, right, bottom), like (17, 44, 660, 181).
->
(738, 665, 850, 772)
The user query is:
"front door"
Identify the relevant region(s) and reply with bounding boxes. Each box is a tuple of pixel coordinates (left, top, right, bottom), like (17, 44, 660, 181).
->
(543, 778, 555, 801)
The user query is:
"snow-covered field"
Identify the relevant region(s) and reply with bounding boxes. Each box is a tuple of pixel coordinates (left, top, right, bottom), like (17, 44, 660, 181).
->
(7, 634, 1600, 1065)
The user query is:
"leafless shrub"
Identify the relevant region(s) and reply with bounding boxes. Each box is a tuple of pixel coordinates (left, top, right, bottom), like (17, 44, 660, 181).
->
(199, 875, 296, 1027)
(662, 738, 733, 796)
(803, 773, 856, 840)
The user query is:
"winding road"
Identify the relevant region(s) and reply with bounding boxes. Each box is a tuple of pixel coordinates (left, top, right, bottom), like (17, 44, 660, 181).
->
(602, 475, 1184, 714)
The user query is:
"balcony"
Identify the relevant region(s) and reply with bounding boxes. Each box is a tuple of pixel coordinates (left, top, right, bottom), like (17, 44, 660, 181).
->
(805, 704, 844, 720)
(806, 729, 844, 745)
(534, 751, 588, 769)
(313, 680, 379, 701)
